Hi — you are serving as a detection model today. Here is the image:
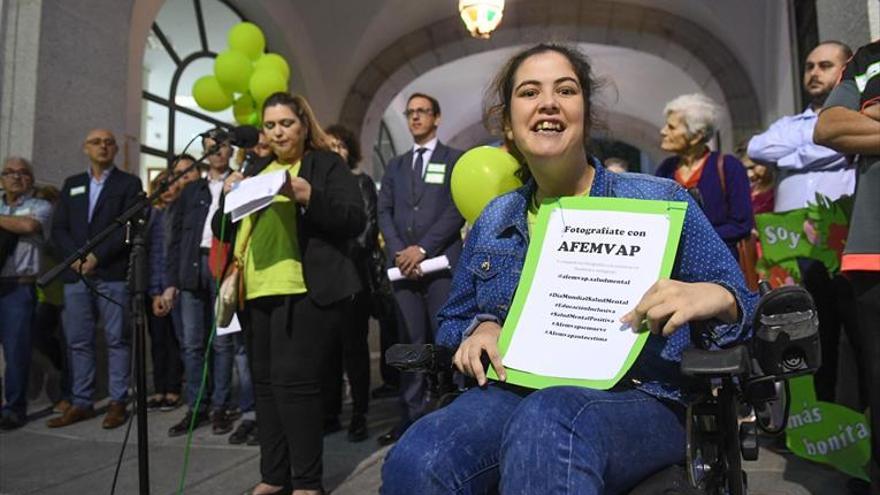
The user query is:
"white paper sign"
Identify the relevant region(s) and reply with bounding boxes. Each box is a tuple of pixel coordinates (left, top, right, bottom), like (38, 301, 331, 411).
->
(223, 169, 288, 222)
(502, 208, 670, 381)
(387, 255, 450, 282)
(216, 313, 242, 336)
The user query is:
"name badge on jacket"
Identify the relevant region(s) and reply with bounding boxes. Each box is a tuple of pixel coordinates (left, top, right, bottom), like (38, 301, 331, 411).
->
(70, 185, 86, 196)
(424, 163, 446, 185)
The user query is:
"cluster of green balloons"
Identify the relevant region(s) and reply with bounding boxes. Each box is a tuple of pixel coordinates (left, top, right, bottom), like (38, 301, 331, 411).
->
(191, 22, 291, 126)
(451, 146, 523, 224)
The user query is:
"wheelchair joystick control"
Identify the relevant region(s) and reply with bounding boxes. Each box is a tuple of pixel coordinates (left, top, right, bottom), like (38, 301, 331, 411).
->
(752, 285, 821, 378)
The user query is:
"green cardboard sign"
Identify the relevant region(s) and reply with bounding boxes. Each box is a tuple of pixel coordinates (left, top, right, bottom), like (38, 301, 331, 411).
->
(488, 197, 687, 390)
(755, 194, 852, 285)
(786, 375, 871, 480)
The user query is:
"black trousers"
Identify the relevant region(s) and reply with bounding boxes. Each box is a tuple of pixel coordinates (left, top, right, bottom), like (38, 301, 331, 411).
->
(147, 311, 182, 395)
(799, 259, 865, 405)
(323, 291, 371, 420)
(392, 272, 452, 424)
(377, 309, 400, 388)
(849, 272, 879, 492)
(243, 294, 346, 491)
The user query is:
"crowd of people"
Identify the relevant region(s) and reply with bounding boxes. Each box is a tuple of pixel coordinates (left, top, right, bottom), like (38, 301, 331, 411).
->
(0, 37, 877, 495)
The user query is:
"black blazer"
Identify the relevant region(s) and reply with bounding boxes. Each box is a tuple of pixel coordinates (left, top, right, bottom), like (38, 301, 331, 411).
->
(166, 178, 214, 291)
(213, 150, 366, 306)
(51, 167, 143, 283)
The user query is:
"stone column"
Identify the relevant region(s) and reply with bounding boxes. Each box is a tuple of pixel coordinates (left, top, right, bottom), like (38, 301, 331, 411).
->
(1, 0, 135, 187)
(816, 0, 872, 49)
(1, 0, 43, 167)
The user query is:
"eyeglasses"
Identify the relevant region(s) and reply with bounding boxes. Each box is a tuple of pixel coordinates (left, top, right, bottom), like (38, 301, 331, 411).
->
(403, 108, 434, 118)
(85, 138, 117, 146)
(1, 170, 31, 178)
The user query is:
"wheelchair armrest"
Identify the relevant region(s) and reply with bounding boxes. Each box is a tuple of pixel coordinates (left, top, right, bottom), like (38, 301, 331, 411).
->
(385, 344, 453, 373)
(681, 345, 751, 377)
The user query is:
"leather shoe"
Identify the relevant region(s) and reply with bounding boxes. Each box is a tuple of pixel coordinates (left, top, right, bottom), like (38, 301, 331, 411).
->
(102, 401, 128, 429)
(211, 409, 235, 435)
(0, 414, 25, 431)
(47, 405, 96, 428)
(246, 425, 259, 446)
(168, 409, 209, 437)
(229, 419, 256, 445)
(53, 399, 72, 414)
(377, 423, 408, 447)
(347, 414, 368, 443)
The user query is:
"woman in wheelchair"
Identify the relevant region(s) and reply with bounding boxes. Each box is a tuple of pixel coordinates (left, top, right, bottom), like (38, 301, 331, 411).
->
(380, 43, 758, 495)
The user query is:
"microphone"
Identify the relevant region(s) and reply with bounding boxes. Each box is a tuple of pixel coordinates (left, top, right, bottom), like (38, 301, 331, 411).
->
(240, 150, 258, 176)
(201, 126, 260, 148)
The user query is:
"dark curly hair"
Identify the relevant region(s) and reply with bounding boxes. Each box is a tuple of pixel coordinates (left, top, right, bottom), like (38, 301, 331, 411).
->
(325, 124, 362, 169)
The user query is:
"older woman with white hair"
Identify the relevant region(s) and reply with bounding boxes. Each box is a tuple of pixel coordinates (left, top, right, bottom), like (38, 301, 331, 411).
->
(656, 93, 753, 261)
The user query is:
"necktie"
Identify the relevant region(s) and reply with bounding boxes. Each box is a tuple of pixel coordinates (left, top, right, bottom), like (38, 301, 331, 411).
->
(411, 147, 428, 200)
(413, 147, 427, 178)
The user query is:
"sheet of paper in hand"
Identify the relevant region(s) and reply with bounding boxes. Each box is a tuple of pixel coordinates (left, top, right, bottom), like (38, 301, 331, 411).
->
(223, 169, 288, 222)
(492, 197, 687, 390)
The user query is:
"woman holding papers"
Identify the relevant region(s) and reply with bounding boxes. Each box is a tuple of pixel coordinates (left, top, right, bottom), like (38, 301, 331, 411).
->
(221, 92, 365, 495)
(382, 44, 757, 494)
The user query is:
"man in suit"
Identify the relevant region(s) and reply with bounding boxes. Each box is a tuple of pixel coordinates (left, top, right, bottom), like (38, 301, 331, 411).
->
(377, 93, 465, 445)
(48, 129, 143, 429)
(166, 130, 250, 437)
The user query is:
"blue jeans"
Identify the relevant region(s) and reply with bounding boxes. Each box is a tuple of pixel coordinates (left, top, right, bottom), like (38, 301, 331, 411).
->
(233, 332, 254, 413)
(179, 253, 234, 411)
(62, 280, 130, 408)
(382, 385, 686, 495)
(0, 283, 36, 419)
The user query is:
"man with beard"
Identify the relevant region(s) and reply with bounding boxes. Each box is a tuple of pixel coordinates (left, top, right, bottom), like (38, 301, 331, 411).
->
(748, 41, 862, 407)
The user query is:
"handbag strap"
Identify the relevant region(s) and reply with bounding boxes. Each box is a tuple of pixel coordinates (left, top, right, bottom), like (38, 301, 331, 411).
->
(715, 152, 727, 196)
(714, 152, 731, 218)
(234, 211, 262, 268)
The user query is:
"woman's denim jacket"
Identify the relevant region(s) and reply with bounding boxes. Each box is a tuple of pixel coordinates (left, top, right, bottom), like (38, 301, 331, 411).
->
(436, 161, 758, 404)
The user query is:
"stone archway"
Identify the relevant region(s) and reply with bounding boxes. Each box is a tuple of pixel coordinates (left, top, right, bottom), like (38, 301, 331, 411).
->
(338, 0, 762, 167)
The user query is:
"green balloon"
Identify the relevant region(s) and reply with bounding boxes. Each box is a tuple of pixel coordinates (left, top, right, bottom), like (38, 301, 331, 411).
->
(191, 75, 233, 112)
(249, 69, 287, 107)
(214, 50, 253, 93)
(228, 22, 265, 61)
(233, 94, 256, 125)
(247, 113, 260, 127)
(451, 146, 522, 224)
(254, 53, 290, 83)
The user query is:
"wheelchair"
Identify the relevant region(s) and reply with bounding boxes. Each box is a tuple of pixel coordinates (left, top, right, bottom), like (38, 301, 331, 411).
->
(386, 282, 821, 495)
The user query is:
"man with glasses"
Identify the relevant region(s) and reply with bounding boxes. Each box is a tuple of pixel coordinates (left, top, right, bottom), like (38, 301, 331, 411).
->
(377, 93, 465, 445)
(0, 157, 52, 430)
(48, 129, 143, 429)
(166, 129, 249, 438)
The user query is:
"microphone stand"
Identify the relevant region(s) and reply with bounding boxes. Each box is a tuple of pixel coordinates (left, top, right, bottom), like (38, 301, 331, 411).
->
(38, 145, 222, 495)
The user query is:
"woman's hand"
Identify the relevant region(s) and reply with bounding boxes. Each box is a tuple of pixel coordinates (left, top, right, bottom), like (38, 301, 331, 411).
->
(620, 279, 739, 336)
(453, 321, 506, 386)
(223, 171, 245, 194)
(152, 295, 169, 317)
(280, 173, 312, 206)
